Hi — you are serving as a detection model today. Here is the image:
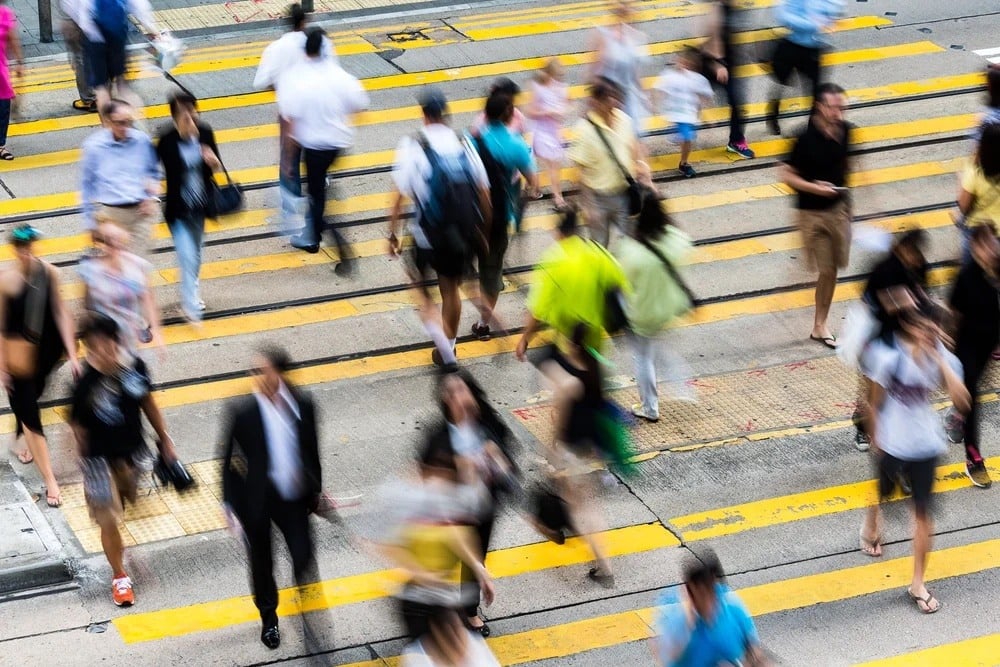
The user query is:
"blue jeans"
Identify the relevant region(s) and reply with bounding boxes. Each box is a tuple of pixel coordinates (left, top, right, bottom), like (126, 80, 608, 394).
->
(170, 216, 205, 320)
(0, 98, 11, 146)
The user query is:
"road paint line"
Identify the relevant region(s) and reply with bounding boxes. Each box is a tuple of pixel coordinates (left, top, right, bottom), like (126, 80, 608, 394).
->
(854, 632, 1000, 666)
(341, 538, 1000, 667)
(111, 522, 678, 643)
(973, 46, 1000, 57)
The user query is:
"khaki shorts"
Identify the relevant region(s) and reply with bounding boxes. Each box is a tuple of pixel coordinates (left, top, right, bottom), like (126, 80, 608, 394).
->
(84, 459, 140, 526)
(96, 204, 156, 258)
(795, 201, 852, 272)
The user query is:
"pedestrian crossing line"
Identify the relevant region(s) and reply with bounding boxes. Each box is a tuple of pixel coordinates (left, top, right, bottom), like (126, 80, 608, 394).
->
(340, 538, 1000, 667)
(671, 462, 1000, 542)
(0, 110, 974, 219)
(974, 47, 1000, 64)
(110, 522, 679, 643)
(854, 632, 1000, 666)
(8, 15, 890, 135)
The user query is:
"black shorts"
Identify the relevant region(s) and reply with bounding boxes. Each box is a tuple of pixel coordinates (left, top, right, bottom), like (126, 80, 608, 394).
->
(84, 34, 127, 89)
(409, 246, 469, 282)
(770, 38, 822, 90)
(877, 453, 937, 516)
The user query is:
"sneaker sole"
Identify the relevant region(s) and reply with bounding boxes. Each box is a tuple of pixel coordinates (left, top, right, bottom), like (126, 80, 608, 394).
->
(725, 147, 755, 159)
(965, 468, 991, 489)
(114, 599, 134, 607)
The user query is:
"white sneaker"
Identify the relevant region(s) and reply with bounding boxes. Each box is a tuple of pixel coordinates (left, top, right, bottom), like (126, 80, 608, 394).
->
(196, 298, 206, 311)
(631, 403, 659, 422)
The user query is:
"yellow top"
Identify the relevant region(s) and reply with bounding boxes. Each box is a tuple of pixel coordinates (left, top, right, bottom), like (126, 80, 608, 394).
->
(962, 161, 1000, 228)
(567, 109, 636, 194)
(405, 523, 462, 578)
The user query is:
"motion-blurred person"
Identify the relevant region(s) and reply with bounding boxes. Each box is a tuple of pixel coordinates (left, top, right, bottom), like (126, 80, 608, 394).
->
(946, 226, 1000, 489)
(971, 65, 1000, 144)
(698, 0, 755, 158)
(475, 78, 527, 136)
(651, 47, 713, 178)
(779, 82, 853, 349)
(515, 207, 628, 360)
(615, 191, 694, 422)
(1, 226, 80, 507)
(402, 609, 500, 667)
(956, 123, 1000, 262)
(589, 0, 649, 134)
(527, 59, 570, 210)
(253, 3, 337, 229)
(653, 550, 767, 666)
(766, 0, 844, 136)
(279, 28, 368, 264)
(470, 91, 539, 341)
(0, 0, 23, 161)
(71, 313, 176, 606)
(568, 78, 639, 247)
(858, 308, 969, 614)
(59, 0, 96, 112)
(388, 87, 490, 368)
(80, 99, 161, 256)
(221, 346, 323, 650)
(78, 221, 163, 354)
(156, 92, 223, 323)
(70, 0, 161, 116)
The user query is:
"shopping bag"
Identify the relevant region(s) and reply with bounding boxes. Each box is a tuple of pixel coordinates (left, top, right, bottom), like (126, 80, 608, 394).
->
(277, 183, 309, 235)
(837, 302, 878, 371)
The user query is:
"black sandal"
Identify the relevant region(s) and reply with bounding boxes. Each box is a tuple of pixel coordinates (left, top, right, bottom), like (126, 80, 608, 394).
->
(587, 567, 615, 589)
(0, 147, 13, 161)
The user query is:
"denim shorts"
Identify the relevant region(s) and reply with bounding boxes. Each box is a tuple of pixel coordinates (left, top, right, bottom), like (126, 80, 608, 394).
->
(673, 122, 697, 143)
(83, 35, 127, 88)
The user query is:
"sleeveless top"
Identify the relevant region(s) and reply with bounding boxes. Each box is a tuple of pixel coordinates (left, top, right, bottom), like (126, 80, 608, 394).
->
(3, 261, 64, 376)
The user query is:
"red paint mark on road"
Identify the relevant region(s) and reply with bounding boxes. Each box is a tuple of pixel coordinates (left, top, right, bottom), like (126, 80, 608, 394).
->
(785, 361, 813, 371)
(747, 369, 768, 378)
(798, 408, 825, 421)
(738, 419, 755, 432)
(833, 402, 859, 410)
(686, 378, 715, 389)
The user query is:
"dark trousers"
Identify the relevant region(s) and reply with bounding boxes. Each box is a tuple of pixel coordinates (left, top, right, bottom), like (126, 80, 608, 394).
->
(703, 63, 746, 145)
(0, 98, 11, 146)
(459, 507, 495, 617)
(956, 330, 997, 459)
(303, 147, 350, 261)
(247, 487, 316, 627)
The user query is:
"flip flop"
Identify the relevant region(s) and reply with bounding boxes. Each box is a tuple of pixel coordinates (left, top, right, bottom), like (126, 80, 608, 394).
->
(859, 527, 882, 557)
(907, 588, 941, 614)
(810, 334, 839, 350)
(15, 449, 34, 464)
(45, 493, 62, 508)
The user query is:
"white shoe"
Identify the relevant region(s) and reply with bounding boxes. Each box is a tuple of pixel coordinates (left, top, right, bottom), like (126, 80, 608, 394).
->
(631, 403, 659, 422)
(196, 299, 206, 312)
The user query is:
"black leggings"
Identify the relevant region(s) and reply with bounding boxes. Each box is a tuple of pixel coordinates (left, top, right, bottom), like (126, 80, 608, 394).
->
(703, 61, 747, 145)
(459, 507, 495, 618)
(955, 331, 997, 459)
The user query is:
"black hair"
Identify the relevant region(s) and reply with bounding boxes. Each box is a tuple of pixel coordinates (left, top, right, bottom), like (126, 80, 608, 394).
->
(683, 550, 725, 587)
(489, 77, 520, 97)
(634, 190, 671, 241)
(816, 82, 846, 105)
(305, 27, 325, 57)
(557, 206, 580, 236)
(590, 76, 624, 102)
(168, 91, 198, 118)
(257, 345, 292, 373)
(288, 3, 306, 30)
(987, 64, 1000, 110)
(978, 123, 1000, 180)
(437, 369, 512, 444)
(484, 91, 514, 123)
(418, 435, 458, 472)
(895, 228, 928, 254)
(101, 98, 130, 119)
(81, 312, 120, 342)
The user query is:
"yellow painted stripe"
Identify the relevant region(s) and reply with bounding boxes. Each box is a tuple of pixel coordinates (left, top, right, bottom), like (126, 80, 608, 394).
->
(672, 462, 1000, 542)
(341, 539, 1000, 667)
(855, 633, 1000, 666)
(111, 522, 678, 643)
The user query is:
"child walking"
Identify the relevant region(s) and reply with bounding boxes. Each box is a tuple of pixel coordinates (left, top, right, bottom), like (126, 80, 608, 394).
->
(652, 46, 713, 178)
(528, 59, 570, 210)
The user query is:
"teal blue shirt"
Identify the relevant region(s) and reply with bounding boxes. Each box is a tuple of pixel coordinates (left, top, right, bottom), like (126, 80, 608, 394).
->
(478, 122, 535, 224)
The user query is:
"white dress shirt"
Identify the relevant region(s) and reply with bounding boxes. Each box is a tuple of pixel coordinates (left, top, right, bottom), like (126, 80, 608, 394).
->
(254, 382, 305, 501)
(253, 30, 337, 92)
(277, 58, 369, 150)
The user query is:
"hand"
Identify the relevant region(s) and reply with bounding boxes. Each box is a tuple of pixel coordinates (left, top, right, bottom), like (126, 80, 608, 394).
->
(222, 504, 245, 542)
(201, 147, 221, 171)
(158, 435, 178, 462)
(387, 232, 401, 258)
(15, 64, 24, 79)
(514, 336, 529, 362)
(140, 198, 159, 217)
(151, 329, 166, 363)
(69, 357, 82, 381)
(479, 574, 496, 606)
(813, 180, 840, 198)
(715, 66, 729, 84)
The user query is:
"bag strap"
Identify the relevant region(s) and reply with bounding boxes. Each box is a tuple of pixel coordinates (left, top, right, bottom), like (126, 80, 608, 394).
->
(636, 235, 699, 306)
(586, 116, 636, 187)
(23, 259, 50, 342)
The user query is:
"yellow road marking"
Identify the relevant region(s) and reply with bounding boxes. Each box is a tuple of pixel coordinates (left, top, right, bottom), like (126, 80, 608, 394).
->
(854, 633, 1000, 666)
(111, 522, 678, 643)
(341, 539, 1000, 667)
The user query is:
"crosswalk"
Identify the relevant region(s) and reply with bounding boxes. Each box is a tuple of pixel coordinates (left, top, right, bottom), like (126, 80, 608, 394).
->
(4, 0, 999, 663)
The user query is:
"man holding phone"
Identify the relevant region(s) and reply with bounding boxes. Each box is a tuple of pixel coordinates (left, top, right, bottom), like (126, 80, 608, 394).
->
(779, 82, 854, 349)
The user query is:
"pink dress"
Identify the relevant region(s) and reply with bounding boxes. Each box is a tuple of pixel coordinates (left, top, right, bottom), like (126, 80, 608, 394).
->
(530, 79, 567, 162)
(0, 6, 14, 101)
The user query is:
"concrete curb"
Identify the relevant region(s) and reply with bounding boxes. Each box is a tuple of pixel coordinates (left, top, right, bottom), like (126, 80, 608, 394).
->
(0, 559, 74, 596)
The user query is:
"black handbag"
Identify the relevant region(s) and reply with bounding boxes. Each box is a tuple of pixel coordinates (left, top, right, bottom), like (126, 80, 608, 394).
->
(211, 162, 244, 216)
(589, 240, 630, 333)
(153, 454, 196, 492)
(529, 485, 570, 545)
(587, 117, 643, 216)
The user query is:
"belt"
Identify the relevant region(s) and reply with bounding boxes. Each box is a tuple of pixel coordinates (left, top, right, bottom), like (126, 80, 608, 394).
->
(100, 201, 142, 209)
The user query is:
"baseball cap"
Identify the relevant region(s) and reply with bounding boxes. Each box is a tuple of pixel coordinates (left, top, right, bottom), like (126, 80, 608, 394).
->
(10, 224, 41, 245)
(418, 87, 448, 117)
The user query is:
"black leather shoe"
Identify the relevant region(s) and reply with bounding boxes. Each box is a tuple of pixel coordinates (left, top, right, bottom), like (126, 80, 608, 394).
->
(261, 625, 280, 649)
(290, 235, 319, 253)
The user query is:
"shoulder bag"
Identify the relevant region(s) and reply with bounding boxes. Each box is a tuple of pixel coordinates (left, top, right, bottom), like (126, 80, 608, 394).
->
(586, 117, 643, 216)
(636, 235, 699, 315)
(211, 156, 245, 217)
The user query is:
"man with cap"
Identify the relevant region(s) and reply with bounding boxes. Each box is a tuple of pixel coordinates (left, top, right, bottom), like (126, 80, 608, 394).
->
(388, 87, 490, 368)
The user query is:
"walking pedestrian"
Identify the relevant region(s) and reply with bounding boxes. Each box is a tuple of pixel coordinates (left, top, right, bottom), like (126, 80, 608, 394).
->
(615, 193, 694, 422)
(278, 28, 368, 267)
(253, 3, 337, 229)
(401, 609, 500, 666)
(971, 64, 1000, 144)
(766, 0, 844, 136)
(220, 346, 324, 650)
(527, 59, 570, 210)
(588, 0, 649, 134)
(70, 0, 161, 116)
(388, 87, 490, 369)
(946, 226, 999, 489)
(1, 226, 81, 507)
(0, 0, 24, 161)
(80, 99, 161, 257)
(651, 47, 713, 178)
(858, 308, 970, 615)
(568, 77, 639, 247)
(956, 123, 1000, 262)
(71, 313, 177, 607)
(59, 0, 96, 112)
(653, 550, 768, 666)
(698, 0, 756, 158)
(470, 91, 539, 341)
(156, 92, 224, 323)
(475, 78, 527, 137)
(778, 82, 853, 348)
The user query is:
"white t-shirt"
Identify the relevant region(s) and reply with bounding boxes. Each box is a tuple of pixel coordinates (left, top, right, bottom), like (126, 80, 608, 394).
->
(654, 67, 713, 124)
(401, 634, 501, 667)
(278, 59, 369, 150)
(253, 30, 337, 92)
(861, 338, 963, 461)
(391, 124, 489, 249)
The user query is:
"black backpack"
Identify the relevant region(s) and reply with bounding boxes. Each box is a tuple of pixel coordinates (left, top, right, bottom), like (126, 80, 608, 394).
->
(414, 133, 486, 257)
(471, 133, 509, 241)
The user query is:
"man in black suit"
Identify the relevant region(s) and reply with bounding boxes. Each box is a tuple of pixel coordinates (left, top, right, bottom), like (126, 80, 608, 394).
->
(221, 346, 322, 650)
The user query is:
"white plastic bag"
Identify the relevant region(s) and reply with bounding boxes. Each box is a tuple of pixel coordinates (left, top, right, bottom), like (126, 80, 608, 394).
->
(276, 183, 309, 236)
(152, 32, 185, 73)
(837, 302, 878, 370)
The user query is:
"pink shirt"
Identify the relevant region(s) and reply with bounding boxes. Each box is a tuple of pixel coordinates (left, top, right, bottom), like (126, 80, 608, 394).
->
(0, 6, 15, 100)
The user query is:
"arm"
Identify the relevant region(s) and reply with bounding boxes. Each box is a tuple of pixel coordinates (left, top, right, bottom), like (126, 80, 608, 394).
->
(867, 382, 886, 452)
(127, 0, 159, 37)
(387, 190, 406, 257)
(0, 286, 8, 391)
(142, 282, 163, 351)
(80, 144, 97, 229)
(139, 138, 162, 217)
(6, 21, 23, 80)
(448, 526, 495, 605)
(958, 184, 974, 216)
(939, 354, 971, 414)
(47, 266, 81, 379)
(140, 393, 177, 460)
(515, 313, 540, 361)
(778, 162, 838, 198)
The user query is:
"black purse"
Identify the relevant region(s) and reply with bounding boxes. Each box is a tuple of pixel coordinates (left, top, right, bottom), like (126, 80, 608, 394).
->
(589, 240, 630, 333)
(587, 117, 642, 216)
(211, 161, 244, 216)
(153, 453, 196, 492)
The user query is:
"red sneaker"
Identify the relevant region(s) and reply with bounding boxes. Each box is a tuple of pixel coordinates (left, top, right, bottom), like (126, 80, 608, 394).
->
(112, 575, 135, 607)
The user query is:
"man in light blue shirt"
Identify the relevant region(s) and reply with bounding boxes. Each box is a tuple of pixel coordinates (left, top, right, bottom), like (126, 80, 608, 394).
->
(80, 99, 161, 256)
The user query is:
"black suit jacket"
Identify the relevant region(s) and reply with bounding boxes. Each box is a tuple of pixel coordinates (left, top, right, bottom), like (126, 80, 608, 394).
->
(155, 122, 221, 225)
(221, 388, 322, 528)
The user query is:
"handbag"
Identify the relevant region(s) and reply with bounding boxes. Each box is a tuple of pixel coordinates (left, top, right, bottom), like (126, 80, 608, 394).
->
(589, 240, 630, 333)
(529, 485, 570, 545)
(211, 161, 244, 216)
(636, 235, 699, 316)
(586, 117, 642, 216)
(153, 453, 196, 492)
